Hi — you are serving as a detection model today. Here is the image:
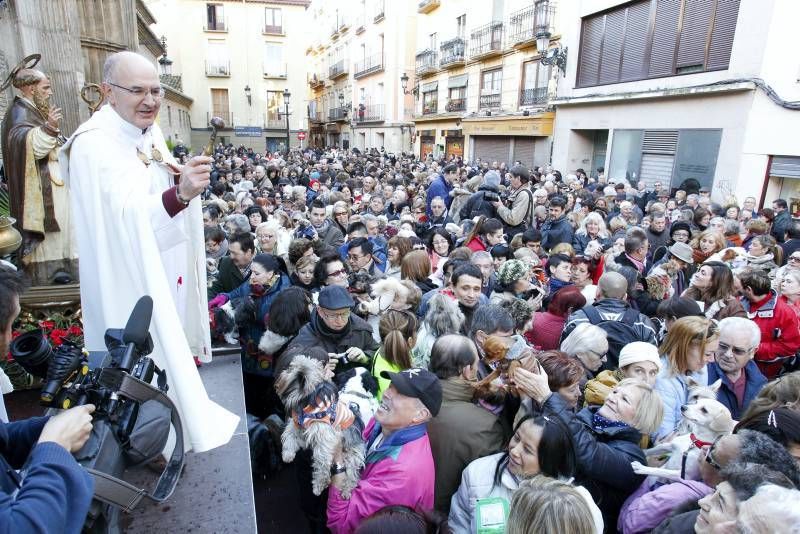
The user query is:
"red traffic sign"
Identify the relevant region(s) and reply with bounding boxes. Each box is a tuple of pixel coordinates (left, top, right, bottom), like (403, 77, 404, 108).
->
(297, 131, 307, 140)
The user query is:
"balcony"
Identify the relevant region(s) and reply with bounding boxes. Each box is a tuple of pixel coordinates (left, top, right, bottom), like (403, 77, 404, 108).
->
(440, 37, 466, 69)
(422, 100, 438, 115)
(479, 93, 501, 109)
(205, 60, 230, 77)
(470, 21, 504, 60)
(207, 111, 232, 128)
(374, 0, 385, 22)
(308, 111, 323, 123)
(354, 54, 384, 78)
(328, 107, 348, 121)
(355, 14, 365, 34)
(446, 98, 466, 112)
(355, 104, 384, 123)
(329, 59, 348, 80)
(263, 24, 283, 35)
(520, 86, 548, 107)
(263, 64, 287, 79)
(338, 16, 350, 32)
(265, 117, 286, 130)
(204, 19, 227, 32)
(415, 49, 438, 77)
(331, 24, 339, 39)
(308, 74, 325, 89)
(418, 0, 440, 14)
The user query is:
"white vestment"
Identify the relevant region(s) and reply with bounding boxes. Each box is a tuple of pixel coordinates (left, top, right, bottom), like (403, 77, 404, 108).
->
(59, 105, 238, 452)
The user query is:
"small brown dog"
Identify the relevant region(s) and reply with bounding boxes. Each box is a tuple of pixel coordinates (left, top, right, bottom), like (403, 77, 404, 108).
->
(473, 335, 521, 402)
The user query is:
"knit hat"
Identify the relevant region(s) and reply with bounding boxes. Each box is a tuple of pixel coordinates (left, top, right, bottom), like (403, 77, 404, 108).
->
(618, 342, 662, 371)
(310, 171, 321, 180)
(483, 170, 501, 188)
(669, 221, 692, 239)
(497, 259, 528, 286)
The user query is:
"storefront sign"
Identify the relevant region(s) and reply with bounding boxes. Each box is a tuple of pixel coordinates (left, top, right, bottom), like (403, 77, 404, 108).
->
(461, 114, 554, 137)
(234, 126, 263, 137)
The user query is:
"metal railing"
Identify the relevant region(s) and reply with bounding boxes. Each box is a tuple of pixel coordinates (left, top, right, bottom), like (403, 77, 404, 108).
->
(265, 117, 286, 129)
(328, 107, 348, 121)
(204, 19, 226, 32)
(479, 93, 501, 109)
(446, 98, 466, 112)
(263, 24, 283, 35)
(355, 14, 365, 33)
(205, 60, 230, 77)
(308, 111, 323, 123)
(422, 99, 438, 115)
(374, 0, 385, 21)
(418, 0, 440, 13)
(308, 74, 324, 88)
(263, 63, 287, 78)
(329, 59, 348, 79)
(509, 1, 554, 47)
(415, 49, 438, 76)
(355, 104, 384, 122)
(354, 54, 384, 78)
(440, 37, 466, 68)
(520, 87, 548, 106)
(470, 21, 504, 58)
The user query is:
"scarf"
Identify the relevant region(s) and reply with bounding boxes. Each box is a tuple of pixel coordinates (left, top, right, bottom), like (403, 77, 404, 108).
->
(624, 253, 645, 274)
(693, 248, 714, 264)
(311, 309, 352, 341)
(592, 412, 631, 432)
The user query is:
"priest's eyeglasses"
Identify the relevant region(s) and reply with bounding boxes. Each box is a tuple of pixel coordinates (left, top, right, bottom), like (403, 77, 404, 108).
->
(108, 82, 165, 99)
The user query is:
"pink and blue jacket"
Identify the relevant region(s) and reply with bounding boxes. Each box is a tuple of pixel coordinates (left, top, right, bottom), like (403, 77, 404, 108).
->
(327, 418, 435, 534)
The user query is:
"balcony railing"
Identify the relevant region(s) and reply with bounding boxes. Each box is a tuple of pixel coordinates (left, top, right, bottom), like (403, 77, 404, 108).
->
(354, 54, 384, 78)
(207, 111, 232, 127)
(265, 117, 286, 130)
(479, 93, 501, 109)
(440, 37, 466, 68)
(263, 64, 287, 78)
(204, 19, 226, 32)
(308, 74, 325, 89)
(205, 60, 230, 77)
(355, 14, 365, 33)
(355, 104, 384, 122)
(329, 59, 348, 79)
(415, 49, 438, 76)
(520, 87, 548, 106)
(446, 98, 466, 112)
(422, 100, 438, 115)
(470, 21, 504, 59)
(263, 24, 283, 35)
(374, 0, 385, 22)
(338, 16, 350, 31)
(328, 107, 348, 121)
(509, 1, 554, 48)
(308, 111, 323, 123)
(418, 0, 440, 14)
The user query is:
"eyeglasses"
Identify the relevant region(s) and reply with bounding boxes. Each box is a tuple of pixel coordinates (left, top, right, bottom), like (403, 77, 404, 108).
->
(704, 438, 723, 470)
(716, 342, 754, 358)
(789, 256, 800, 263)
(334, 211, 348, 216)
(108, 82, 165, 99)
(347, 253, 367, 262)
(326, 268, 348, 279)
(319, 308, 351, 321)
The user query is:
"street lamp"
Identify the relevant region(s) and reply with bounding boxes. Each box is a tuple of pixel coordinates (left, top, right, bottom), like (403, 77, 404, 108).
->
(536, 28, 568, 76)
(157, 36, 172, 75)
(400, 72, 417, 96)
(283, 88, 291, 154)
(244, 85, 251, 106)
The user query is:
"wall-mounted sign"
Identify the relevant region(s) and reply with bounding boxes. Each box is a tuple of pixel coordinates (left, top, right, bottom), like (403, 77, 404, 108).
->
(234, 126, 263, 137)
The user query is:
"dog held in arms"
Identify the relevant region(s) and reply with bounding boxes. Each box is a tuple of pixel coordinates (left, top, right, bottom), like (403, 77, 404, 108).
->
(275, 356, 367, 497)
(631, 382, 735, 483)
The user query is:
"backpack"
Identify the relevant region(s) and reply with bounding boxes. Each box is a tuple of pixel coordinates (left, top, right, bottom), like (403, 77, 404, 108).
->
(582, 305, 645, 370)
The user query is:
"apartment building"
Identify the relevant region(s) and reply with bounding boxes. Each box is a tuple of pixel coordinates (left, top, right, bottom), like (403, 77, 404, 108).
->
(146, 0, 310, 153)
(305, 0, 417, 153)
(410, 0, 560, 167)
(551, 0, 800, 208)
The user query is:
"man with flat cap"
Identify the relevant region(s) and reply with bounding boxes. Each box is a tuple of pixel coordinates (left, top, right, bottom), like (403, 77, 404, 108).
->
(327, 367, 442, 533)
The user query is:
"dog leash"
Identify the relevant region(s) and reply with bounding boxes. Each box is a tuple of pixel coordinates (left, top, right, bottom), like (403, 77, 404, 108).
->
(681, 433, 714, 479)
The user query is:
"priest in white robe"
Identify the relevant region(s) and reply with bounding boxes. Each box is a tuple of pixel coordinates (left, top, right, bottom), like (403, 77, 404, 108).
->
(59, 51, 237, 452)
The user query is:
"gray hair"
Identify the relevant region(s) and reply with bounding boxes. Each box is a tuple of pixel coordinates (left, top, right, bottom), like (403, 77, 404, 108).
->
(721, 462, 797, 502)
(361, 213, 378, 225)
(737, 484, 800, 534)
(429, 335, 478, 380)
(718, 317, 761, 349)
(468, 304, 514, 340)
(225, 214, 250, 234)
(472, 251, 492, 263)
(736, 430, 800, 486)
(724, 219, 741, 235)
(624, 226, 648, 255)
(560, 323, 608, 357)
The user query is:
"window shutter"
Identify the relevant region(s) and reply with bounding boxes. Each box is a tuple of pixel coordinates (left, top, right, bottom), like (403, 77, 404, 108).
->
(598, 10, 625, 84)
(642, 130, 678, 154)
(620, 1, 651, 81)
(676, 0, 714, 71)
(577, 15, 604, 87)
(707, 0, 740, 70)
(647, 0, 680, 77)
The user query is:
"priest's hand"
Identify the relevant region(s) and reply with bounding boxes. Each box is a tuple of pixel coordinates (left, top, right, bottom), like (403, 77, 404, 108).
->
(179, 155, 213, 200)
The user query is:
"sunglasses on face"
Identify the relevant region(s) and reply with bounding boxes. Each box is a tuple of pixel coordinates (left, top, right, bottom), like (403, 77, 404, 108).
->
(704, 438, 723, 470)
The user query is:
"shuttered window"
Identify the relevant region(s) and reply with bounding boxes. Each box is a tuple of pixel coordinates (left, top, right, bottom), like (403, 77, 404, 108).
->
(576, 0, 740, 88)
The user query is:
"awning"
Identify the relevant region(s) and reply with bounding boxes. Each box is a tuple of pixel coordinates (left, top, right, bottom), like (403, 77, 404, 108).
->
(770, 156, 800, 179)
(421, 81, 438, 93)
(448, 74, 469, 88)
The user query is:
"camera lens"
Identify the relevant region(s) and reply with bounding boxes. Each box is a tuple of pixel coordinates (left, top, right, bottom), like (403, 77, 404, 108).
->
(9, 330, 53, 378)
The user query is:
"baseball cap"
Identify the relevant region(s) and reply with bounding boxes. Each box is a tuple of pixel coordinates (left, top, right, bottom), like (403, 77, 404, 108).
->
(380, 368, 442, 416)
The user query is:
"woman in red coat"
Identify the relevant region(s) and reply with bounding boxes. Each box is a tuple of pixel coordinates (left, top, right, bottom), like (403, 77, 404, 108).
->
(526, 286, 586, 350)
(463, 217, 505, 253)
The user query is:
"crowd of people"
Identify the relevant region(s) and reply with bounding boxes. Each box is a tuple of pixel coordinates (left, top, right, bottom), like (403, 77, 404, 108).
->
(197, 143, 800, 533)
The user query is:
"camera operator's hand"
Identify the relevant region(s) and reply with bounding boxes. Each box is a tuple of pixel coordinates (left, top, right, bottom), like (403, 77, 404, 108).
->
(38, 404, 96, 453)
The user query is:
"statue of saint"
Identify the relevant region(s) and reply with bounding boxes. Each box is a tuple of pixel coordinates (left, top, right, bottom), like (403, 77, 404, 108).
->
(1, 56, 77, 284)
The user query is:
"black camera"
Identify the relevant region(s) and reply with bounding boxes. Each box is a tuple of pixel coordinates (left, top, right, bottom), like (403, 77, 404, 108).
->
(9, 296, 183, 533)
(484, 191, 500, 204)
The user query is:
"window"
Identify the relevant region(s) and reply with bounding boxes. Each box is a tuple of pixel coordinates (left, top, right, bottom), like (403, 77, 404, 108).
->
(167, 106, 172, 126)
(267, 91, 284, 123)
(447, 87, 466, 111)
(577, 0, 741, 87)
(264, 43, 285, 77)
(206, 3, 225, 31)
(422, 87, 438, 115)
(520, 59, 550, 106)
(480, 68, 502, 108)
(264, 8, 282, 34)
(211, 88, 229, 123)
(207, 40, 229, 75)
(456, 14, 466, 38)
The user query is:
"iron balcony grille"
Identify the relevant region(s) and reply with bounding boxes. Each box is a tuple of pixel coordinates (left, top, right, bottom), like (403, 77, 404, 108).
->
(265, 118, 286, 129)
(205, 60, 230, 76)
(263, 24, 283, 35)
(520, 87, 548, 106)
(329, 60, 348, 79)
(328, 107, 347, 121)
(440, 38, 466, 68)
(470, 21, 504, 58)
(422, 99, 438, 115)
(354, 54, 384, 78)
(204, 20, 226, 32)
(355, 104, 384, 122)
(446, 98, 466, 112)
(479, 93, 501, 109)
(308, 111, 323, 123)
(374, 1, 385, 22)
(415, 49, 438, 75)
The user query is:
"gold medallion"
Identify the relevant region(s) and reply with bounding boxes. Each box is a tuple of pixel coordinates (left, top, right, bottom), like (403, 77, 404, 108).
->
(151, 145, 163, 163)
(136, 148, 151, 167)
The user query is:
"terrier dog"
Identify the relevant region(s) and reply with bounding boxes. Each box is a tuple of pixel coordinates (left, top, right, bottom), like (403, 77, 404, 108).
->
(275, 356, 366, 497)
(473, 335, 522, 403)
(632, 396, 735, 483)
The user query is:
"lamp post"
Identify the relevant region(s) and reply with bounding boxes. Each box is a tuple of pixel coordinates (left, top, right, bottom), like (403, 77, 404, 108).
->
(244, 85, 252, 106)
(400, 72, 417, 95)
(283, 88, 291, 154)
(536, 28, 568, 76)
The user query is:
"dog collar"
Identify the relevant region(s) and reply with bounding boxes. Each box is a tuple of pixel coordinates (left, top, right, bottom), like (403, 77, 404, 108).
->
(690, 433, 714, 449)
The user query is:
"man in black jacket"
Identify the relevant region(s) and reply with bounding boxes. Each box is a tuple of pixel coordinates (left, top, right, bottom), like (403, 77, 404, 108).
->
(459, 170, 501, 221)
(614, 227, 661, 316)
(208, 232, 254, 299)
(540, 196, 574, 252)
(771, 198, 791, 242)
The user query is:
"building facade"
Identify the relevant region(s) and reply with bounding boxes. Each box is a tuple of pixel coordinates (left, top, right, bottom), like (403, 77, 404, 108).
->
(146, 0, 310, 153)
(410, 0, 560, 168)
(551, 0, 800, 208)
(305, 0, 417, 154)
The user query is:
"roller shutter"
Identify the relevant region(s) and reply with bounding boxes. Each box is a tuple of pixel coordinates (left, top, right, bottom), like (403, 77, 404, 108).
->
(473, 136, 511, 164)
(512, 137, 535, 168)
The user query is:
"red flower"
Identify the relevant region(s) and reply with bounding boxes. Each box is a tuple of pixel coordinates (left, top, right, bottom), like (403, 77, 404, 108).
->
(38, 320, 55, 330)
(68, 325, 83, 336)
(11, 331, 21, 339)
